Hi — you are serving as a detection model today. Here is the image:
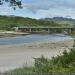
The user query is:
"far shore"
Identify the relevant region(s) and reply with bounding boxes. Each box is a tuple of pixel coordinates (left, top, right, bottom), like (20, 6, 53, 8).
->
(0, 38, 74, 73)
(0, 31, 30, 38)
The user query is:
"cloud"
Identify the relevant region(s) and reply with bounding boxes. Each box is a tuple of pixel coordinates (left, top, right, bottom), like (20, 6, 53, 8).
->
(0, 0, 75, 19)
(22, 0, 75, 18)
(22, 0, 74, 11)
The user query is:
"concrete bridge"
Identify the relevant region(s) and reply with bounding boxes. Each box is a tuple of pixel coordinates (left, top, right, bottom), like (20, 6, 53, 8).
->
(14, 26, 75, 34)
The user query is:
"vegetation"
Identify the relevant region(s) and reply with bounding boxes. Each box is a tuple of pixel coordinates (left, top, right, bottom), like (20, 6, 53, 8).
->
(0, 0, 22, 9)
(43, 17, 75, 26)
(0, 15, 66, 31)
(7, 48, 75, 74)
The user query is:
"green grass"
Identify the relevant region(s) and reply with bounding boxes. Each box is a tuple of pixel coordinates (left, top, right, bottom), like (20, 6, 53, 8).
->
(6, 48, 75, 74)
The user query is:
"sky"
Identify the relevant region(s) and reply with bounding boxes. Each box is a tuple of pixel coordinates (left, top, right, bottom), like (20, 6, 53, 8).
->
(0, 0, 75, 19)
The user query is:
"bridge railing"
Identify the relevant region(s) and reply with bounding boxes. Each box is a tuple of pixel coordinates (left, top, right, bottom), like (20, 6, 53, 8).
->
(14, 26, 75, 28)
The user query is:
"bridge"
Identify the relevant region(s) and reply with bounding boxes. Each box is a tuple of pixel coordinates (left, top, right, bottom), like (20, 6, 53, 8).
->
(14, 26, 75, 34)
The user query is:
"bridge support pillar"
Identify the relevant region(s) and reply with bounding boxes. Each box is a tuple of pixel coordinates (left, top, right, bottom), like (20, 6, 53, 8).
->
(14, 27, 19, 31)
(69, 29, 72, 34)
(29, 28, 32, 32)
(48, 28, 50, 33)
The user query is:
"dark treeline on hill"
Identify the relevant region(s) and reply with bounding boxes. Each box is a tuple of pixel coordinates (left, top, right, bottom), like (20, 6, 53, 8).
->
(42, 17, 75, 25)
(0, 15, 73, 30)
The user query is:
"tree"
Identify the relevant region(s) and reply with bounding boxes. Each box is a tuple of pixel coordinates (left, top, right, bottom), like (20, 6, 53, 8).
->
(0, 0, 22, 10)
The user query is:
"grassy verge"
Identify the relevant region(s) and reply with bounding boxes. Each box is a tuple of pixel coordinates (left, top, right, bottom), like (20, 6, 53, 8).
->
(6, 48, 75, 74)
(68, 34, 75, 47)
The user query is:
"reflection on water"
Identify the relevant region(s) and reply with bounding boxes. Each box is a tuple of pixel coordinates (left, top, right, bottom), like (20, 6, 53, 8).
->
(0, 34, 72, 45)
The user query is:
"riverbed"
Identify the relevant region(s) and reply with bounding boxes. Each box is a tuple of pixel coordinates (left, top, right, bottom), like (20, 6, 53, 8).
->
(0, 34, 74, 72)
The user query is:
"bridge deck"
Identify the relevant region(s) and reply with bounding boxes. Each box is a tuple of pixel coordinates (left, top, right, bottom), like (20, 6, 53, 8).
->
(17, 26, 74, 29)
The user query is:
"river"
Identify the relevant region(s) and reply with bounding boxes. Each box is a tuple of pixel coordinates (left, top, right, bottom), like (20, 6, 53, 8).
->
(0, 34, 72, 45)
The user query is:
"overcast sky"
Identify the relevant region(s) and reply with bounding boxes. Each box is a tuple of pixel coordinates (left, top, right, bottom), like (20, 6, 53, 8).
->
(0, 0, 75, 19)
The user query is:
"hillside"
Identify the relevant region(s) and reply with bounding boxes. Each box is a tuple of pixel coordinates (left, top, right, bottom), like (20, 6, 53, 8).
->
(42, 17, 75, 26)
(0, 15, 74, 30)
(0, 15, 62, 30)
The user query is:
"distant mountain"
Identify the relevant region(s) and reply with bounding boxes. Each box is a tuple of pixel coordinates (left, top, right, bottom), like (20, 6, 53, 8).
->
(42, 17, 75, 25)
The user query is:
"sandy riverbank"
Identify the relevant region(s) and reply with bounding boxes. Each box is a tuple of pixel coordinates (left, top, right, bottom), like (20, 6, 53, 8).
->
(0, 38, 74, 72)
(0, 31, 30, 37)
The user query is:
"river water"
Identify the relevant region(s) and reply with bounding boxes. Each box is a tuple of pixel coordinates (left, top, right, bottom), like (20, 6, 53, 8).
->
(0, 34, 72, 45)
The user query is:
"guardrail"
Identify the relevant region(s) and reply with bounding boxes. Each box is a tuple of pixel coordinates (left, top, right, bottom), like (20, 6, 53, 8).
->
(13, 26, 75, 29)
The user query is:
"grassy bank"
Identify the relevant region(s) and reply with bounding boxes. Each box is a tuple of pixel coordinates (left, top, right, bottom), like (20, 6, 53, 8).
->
(6, 48, 75, 74)
(69, 34, 75, 47)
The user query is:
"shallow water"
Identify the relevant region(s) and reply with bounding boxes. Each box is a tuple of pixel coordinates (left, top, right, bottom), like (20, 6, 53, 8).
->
(0, 34, 72, 45)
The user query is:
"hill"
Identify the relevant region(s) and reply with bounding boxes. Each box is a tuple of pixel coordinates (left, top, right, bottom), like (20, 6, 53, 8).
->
(0, 15, 74, 30)
(0, 15, 61, 30)
(42, 17, 75, 26)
